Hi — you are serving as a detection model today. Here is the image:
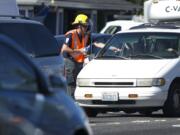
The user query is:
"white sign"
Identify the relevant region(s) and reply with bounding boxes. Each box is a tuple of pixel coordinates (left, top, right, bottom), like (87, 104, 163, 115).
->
(0, 0, 19, 16)
(149, 1, 180, 20)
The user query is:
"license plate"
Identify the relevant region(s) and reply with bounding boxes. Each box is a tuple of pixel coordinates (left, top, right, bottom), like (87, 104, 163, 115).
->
(102, 92, 118, 101)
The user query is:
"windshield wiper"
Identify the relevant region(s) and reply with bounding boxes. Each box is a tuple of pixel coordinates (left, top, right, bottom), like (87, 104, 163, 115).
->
(129, 54, 163, 59)
(97, 55, 128, 60)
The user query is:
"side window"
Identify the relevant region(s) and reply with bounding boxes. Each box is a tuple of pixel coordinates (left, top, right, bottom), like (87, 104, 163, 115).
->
(0, 45, 38, 91)
(104, 26, 121, 34)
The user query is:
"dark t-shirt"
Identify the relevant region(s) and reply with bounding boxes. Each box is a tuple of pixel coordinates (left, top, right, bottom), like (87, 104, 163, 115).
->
(64, 33, 73, 48)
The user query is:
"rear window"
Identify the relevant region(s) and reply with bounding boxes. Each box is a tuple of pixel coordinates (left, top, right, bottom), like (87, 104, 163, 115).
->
(0, 22, 59, 57)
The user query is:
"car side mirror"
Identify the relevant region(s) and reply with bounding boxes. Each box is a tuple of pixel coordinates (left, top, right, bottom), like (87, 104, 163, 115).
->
(49, 75, 67, 89)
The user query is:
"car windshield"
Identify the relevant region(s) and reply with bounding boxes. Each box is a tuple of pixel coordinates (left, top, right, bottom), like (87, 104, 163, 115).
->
(97, 32, 180, 59)
(0, 22, 59, 57)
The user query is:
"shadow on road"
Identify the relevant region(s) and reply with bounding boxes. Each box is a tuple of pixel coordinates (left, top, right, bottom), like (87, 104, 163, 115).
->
(90, 110, 171, 119)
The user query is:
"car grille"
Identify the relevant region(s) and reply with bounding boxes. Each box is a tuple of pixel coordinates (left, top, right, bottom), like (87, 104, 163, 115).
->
(94, 82, 134, 86)
(92, 100, 136, 105)
(77, 100, 136, 105)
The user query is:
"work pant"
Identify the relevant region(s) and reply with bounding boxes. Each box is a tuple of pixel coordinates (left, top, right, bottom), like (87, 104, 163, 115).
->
(64, 58, 83, 98)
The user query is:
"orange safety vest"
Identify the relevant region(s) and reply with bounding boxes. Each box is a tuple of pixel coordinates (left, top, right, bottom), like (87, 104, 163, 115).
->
(65, 29, 89, 63)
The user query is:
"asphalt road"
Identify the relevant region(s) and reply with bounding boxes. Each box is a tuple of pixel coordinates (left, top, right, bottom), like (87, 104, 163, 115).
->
(89, 111, 180, 135)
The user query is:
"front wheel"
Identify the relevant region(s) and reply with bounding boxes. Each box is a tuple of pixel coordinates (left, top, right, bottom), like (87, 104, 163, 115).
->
(163, 83, 180, 117)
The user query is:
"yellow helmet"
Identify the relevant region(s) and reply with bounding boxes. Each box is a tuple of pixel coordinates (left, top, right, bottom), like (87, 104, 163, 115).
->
(72, 14, 88, 25)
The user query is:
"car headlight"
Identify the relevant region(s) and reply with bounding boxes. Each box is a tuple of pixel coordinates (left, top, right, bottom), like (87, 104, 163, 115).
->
(136, 78, 165, 87)
(76, 78, 93, 87)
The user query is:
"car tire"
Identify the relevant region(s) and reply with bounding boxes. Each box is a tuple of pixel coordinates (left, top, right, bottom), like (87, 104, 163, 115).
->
(83, 107, 98, 117)
(163, 83, 180, 117)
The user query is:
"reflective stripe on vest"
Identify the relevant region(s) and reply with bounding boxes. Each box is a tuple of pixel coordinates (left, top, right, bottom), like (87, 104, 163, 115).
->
(65, 29, 89, 63)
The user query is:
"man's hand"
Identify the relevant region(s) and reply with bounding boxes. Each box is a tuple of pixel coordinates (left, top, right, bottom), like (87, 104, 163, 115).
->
(109, 46, 122, 52)
(94, 42, 105, 48)
(61, 44, 88, 58)
(79, 48, 88, 55)
(69, 51, 82, 58)
(70, 48, 87, 58)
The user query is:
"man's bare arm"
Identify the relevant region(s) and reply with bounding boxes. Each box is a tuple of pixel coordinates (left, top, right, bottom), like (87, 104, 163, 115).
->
(61, 43, 87, 58)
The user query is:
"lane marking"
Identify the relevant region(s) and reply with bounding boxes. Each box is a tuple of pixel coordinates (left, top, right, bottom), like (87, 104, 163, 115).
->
(154, 119, 166, 122)
(172, 124, 180, 128)
(90, 123, 96, 126)
(91, 118, 180, 127)
(90, 122, 121, 126)
(131, 120, 150, 123)
(105, 122, 121, 125)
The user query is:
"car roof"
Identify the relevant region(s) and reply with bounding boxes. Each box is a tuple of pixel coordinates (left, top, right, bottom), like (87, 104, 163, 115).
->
(116, 22, 180, 34)
(106, 20, 143, 25)
(0, 16, 42, 25)
(105, 20, 143, 29)
(91, 33, 111, 38)
(130, 22, 180, 30)
(100, 20, 143, 34)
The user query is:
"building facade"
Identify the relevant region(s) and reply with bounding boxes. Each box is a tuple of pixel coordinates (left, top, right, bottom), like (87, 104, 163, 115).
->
(17, 0, 141, 35)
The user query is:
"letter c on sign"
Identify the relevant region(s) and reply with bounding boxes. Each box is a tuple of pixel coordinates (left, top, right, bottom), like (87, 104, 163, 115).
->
(165, 6, 170, 13)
